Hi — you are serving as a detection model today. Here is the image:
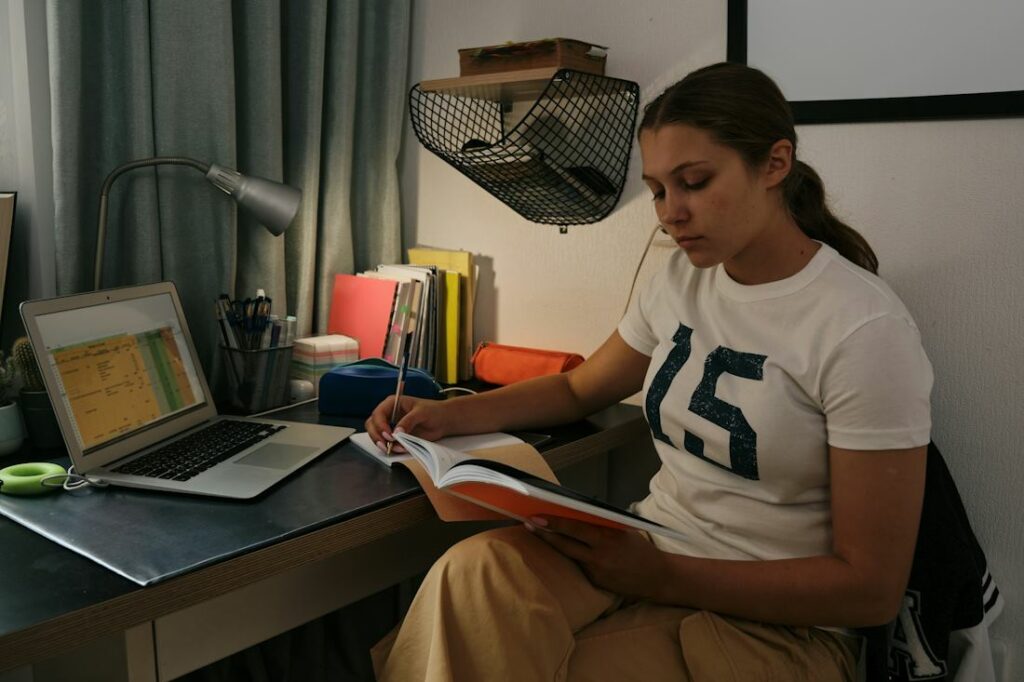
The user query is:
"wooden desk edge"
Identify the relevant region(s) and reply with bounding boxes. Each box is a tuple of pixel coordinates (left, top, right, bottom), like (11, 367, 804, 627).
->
(0, 415, 648, 670)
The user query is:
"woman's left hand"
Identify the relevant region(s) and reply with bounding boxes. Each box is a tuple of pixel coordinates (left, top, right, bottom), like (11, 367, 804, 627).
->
(526, 516, 671, 600)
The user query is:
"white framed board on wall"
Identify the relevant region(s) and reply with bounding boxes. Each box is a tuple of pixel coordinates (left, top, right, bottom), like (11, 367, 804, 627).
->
(727, 0, 1024, 123)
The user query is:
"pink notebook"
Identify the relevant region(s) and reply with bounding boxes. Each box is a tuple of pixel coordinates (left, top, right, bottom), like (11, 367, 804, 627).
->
(327, 274, 397, 359)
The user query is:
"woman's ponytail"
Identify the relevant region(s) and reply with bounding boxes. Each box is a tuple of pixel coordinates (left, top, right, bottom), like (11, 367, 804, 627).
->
(784, 161, 878, 274)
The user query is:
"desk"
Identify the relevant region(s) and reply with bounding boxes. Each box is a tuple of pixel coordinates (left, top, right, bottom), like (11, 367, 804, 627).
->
(0, 401, 650, 681)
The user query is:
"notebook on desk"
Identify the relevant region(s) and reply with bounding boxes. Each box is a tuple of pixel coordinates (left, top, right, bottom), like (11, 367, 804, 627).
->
(19, 281, 354, 499)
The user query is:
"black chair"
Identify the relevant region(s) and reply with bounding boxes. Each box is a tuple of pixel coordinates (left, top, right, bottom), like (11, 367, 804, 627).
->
(858, 442, 1001, 681)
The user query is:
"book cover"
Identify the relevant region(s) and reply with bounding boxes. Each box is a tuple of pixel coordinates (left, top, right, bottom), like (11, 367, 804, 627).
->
(327, 274, 398, 360)
(381, 281, 415, 365)
(407, 247, 475, 380)
(441, 270, 461, 384)
(377, 264, 436, 372)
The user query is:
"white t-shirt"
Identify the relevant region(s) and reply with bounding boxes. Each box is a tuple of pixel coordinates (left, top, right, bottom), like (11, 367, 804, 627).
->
(618, 243, 933, 561)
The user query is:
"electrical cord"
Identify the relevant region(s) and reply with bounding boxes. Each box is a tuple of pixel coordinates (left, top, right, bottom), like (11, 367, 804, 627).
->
(441, 387, 477, 396)
(40, 464, 110, 492)
(623, 223, 666, 318)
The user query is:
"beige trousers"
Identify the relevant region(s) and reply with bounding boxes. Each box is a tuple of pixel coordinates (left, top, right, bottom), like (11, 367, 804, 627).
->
(372, 526, 860, 681)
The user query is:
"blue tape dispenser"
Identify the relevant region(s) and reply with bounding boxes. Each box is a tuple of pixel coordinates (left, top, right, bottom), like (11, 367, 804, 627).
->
(318, 358, 443, 417)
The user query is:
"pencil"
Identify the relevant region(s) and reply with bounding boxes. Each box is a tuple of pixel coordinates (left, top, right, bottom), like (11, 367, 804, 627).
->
(385, 333, 415, 457)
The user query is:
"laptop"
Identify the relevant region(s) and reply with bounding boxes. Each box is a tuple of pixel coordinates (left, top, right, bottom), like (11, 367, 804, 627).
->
(19, 281, 354, 499)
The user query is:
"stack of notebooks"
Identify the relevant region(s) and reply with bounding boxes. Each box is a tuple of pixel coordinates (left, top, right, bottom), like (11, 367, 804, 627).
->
(327, 246, 476, 384)
(291, 334, 359, 396)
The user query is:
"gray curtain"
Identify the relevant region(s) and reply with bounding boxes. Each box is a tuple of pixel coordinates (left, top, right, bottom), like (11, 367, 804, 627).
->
(47, 0, 410, 377)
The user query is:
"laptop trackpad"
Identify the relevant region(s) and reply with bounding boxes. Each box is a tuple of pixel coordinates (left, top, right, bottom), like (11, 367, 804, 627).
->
(235, 444, 318, 470)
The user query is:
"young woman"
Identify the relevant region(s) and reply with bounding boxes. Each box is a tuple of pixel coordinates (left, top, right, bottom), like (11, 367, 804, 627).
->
(366, 62, 932, 681)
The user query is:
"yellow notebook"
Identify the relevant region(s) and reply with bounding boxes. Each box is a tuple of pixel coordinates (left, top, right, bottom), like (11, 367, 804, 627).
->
(441, 270, 461, 383)
(408, 247, 475, 381)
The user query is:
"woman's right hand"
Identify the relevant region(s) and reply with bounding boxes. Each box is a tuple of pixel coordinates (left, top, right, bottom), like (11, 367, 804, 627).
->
(364, 396, 453, 452)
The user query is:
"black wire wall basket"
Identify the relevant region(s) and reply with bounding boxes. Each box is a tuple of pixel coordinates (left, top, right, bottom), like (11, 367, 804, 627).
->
(409, 69, 640, 229)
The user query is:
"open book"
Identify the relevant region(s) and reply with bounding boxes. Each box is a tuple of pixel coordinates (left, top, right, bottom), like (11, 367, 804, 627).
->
(393, 432, 686, 541)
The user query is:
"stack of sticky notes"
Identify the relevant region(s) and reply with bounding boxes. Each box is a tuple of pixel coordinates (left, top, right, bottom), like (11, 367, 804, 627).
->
(291, 334, 359, 396)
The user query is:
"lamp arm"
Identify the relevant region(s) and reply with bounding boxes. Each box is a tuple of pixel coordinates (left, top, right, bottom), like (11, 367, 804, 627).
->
(94, 157, 211, 290)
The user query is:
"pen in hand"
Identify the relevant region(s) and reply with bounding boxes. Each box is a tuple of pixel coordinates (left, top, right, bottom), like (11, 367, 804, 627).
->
(385, 333, 415, 456)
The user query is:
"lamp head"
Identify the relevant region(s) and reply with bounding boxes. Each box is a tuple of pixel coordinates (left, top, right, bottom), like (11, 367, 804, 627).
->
(205, 164, 301, 236)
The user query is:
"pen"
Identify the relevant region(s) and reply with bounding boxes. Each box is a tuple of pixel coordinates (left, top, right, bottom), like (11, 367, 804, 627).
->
(386, 332, 415, 457)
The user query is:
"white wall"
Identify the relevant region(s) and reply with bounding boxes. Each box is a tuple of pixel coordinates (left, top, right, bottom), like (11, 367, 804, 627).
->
(800, 119, 1024, 675)
(402, 0, 722, 354)
(404, 0, 1023, 675)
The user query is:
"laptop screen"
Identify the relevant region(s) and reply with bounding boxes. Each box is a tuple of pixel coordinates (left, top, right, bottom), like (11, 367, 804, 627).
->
(32, 292, 207, 453)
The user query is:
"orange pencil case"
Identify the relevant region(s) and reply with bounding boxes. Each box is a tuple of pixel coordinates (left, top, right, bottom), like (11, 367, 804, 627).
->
(471, 341, 585, 386)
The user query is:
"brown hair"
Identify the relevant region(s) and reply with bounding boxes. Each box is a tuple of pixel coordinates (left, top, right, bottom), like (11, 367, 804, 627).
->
(640, 63, 878, 273)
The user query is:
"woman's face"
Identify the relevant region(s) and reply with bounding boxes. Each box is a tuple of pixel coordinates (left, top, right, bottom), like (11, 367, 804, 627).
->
(640, 124, 782, 272)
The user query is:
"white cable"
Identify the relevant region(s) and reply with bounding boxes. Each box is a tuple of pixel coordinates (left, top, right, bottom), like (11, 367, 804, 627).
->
(441, 387, 477, 396)
(623, 223, 665, 318)
(40, 464, 110, 492)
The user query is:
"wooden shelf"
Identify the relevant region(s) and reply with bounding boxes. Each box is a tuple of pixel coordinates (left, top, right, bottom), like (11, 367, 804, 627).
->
(419, 67, 566, 102)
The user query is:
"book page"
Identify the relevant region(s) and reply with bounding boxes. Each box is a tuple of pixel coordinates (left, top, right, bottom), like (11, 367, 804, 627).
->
(398, 434, 466, 480)
(453, 444, 558, 484)
(397, 432, 557, 483)
(394, 432, 559, 522)
(399, 458, 510, 522)
(349, 431, 526, 468)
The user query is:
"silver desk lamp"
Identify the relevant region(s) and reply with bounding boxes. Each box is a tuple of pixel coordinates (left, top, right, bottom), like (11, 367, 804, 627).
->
(94, 156, 301, 289)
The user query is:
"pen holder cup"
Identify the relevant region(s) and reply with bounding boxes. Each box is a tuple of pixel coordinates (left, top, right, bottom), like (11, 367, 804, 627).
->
(221, 345, 294, 415)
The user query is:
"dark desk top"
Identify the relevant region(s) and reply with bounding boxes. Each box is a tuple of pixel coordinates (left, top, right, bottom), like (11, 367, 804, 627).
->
(0, 399, 644, 670)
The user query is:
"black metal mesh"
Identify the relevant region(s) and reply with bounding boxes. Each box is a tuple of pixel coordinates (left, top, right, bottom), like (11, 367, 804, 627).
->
(409, 69, 640, 227)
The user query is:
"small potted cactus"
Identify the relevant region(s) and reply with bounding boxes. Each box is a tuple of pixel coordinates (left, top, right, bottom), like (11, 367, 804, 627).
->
(11, 337, 63, 450)
(0, 349, 26, 456)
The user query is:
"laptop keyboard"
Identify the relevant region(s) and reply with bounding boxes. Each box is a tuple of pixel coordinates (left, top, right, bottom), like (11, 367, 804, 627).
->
(111, 419, 288, 482)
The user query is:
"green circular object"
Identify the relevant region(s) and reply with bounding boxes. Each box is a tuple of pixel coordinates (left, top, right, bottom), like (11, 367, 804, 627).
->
(0, 462, 67, 496)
